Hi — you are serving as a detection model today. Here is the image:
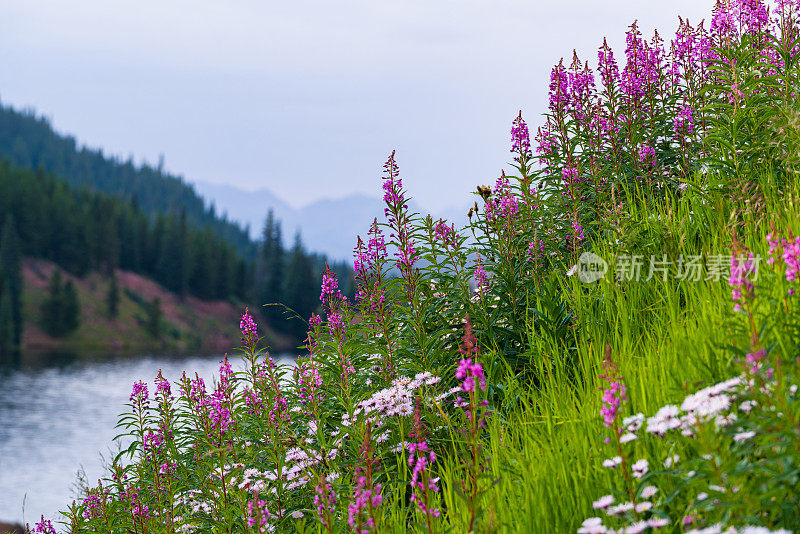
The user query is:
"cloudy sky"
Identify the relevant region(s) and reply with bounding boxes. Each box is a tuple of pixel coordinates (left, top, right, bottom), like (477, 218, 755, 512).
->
(1, 0, 715, 213)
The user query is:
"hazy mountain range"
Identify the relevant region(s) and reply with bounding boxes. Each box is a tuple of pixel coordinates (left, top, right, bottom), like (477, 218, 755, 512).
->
(193, 181, 471, 261)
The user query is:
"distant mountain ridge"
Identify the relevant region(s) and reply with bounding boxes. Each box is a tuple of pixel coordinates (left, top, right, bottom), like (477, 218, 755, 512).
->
(193, 181, 471, 261)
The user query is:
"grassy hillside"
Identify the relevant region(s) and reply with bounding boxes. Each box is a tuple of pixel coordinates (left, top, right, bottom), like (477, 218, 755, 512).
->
(20, 258, 294, 354)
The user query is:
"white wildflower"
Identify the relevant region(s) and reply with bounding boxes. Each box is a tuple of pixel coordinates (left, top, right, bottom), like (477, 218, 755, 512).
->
(632, 459, 648, 479)
(634, 501, 652, 513)
(647, 517, 669, 529)
(625, 521, 648, 534)
(640, 486, 658, 499)
(578, 517, 607, 534)
(592, 495, 615, 509)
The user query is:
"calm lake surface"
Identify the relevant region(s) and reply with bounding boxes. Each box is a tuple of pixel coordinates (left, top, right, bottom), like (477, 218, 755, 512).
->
(0, 352, 294, 526)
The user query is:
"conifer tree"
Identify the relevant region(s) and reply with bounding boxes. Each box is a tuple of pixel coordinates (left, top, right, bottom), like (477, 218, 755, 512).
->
(41, 269, 65, 337)
(0, 279, 14, 356)
(259, 210, 285, 323)
(284, 232, 317, 339)
(0, 214, 22, 347)
(62, 279, 80, 334)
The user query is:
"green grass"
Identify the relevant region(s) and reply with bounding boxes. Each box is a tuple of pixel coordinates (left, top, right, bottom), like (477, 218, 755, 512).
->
(436, 174, 800, 532)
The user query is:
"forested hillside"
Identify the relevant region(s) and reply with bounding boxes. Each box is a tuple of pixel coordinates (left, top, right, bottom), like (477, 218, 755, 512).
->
(0, 100, 254, 258)
(0, 162, 248, 298)
(0, 101, 356, 350)
(0, 161, 354, 351)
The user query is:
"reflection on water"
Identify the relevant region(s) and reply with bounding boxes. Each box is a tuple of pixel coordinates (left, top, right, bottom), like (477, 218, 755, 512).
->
(0, 351, 293, 526)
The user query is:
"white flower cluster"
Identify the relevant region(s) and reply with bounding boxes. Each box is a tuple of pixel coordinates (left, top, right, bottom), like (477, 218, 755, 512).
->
(646, 377, 744, 437)
(173, 489, 214, 531)
(584, 374, 797, 534)
(686, 526, 791, 534)
(343, 372, 447, 426)
(578, 516, 670, 533)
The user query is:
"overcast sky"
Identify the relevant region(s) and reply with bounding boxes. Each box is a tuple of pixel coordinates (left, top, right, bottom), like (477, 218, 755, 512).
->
(0, 0, 716, 212)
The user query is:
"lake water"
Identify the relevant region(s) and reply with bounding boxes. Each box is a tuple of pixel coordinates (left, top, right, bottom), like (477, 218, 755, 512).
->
(0, 352, 293, 527)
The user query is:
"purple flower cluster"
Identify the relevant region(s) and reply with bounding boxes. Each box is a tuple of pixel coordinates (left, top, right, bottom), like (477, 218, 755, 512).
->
(296, 358, 323, 410)
(381, 151, 405, 212)
(549, 60, 570, 113)
(246, 497, 271, 532)
(746, 347, 768, 374)
(567, 54, 597, 122)
(730, 251, 758, 311)
(485, 173, 520, 224)
(473, 256, 488, 296)
(597, 38, 621, 91)
(354, 219, 388, 278)
(240, 308, 258, 346)
(599, 353, 627, 430)
(33, 516, 56, 534)
(347, 476, 383, 533)
(320, 270, 343, 304)
(570, 220, 586, 244)
(673, 105, 695, 138)
(381, 152, 417, 275)
(767, 232, 800, 294)
(601, 380, 627, 428)
(155, 375, 171, 398)
(407, 441, 440, 518)
(434, 220, 458, 249)
(456, 358, 486, 394)
(82, 493, 103, 520)
(638, 144, 656, 167)
(314, 481, 337, 527)
(510, 111, 532, 160)
(621, 22, 662, 104)
(712, 0, 770, 37)
(130, 380, 149, 403)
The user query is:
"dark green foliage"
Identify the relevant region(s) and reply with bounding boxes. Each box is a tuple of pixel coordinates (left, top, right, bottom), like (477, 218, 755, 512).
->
(0, 278, 14, 356)
(0, 100, 254, 259)
(62, 280, 80, 333)
(146, 297, 162, 339)
(107, 272, 120, 319)
(41, 269, 80, 337)
(283, 232, 318, 339)
(0, 103, 354, 342)
(0, 161, 245, 302)
(257, 210, 285, 324)
(156, 209, 189, 297)
(0, 214, 23, 348)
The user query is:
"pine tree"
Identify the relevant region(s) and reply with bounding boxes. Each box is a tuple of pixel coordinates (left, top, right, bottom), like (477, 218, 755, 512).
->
(0, 279, 14, 356)
(284, 232, 317, 339)
(258, 210, 285, 324)
(62, 280, 80, 334)
(40, 269, 80, 337)
(0, 214, 23, 346)
(41, 269, 64, 337)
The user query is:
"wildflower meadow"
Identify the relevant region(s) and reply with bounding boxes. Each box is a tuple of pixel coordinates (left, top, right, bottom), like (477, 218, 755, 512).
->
(29, 0, 800, 532)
